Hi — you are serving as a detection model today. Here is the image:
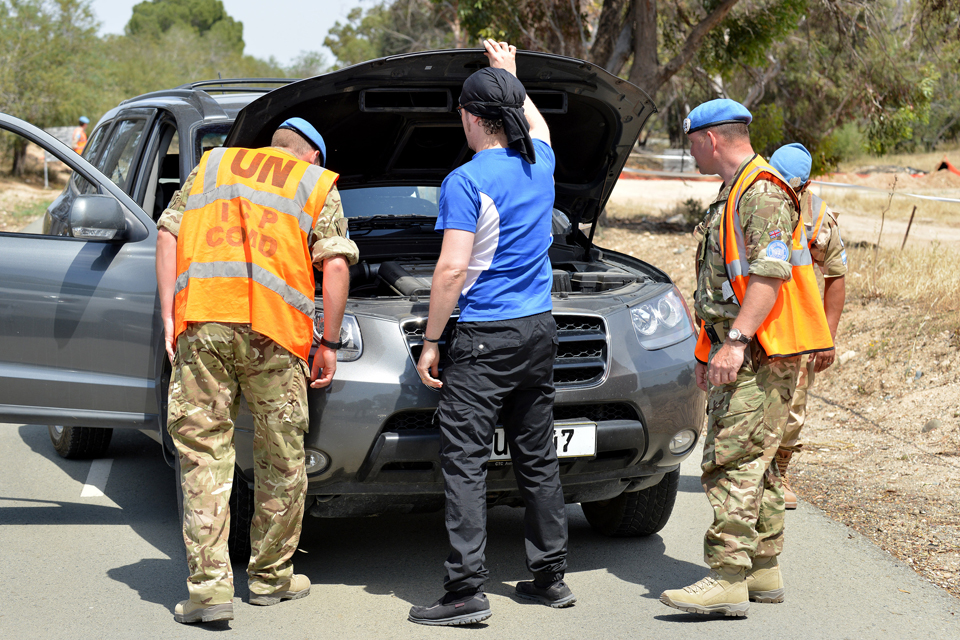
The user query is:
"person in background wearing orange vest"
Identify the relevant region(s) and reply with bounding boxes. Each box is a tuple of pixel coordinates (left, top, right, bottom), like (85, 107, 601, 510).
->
(155, 118, 359, 625)
(769, 143, 847, 509)
(659, 100, 833, 617)
(72, 116, 89, 154)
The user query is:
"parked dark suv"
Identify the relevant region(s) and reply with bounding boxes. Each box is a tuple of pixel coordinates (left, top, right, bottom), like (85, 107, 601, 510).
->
(0, 49, 705, 557)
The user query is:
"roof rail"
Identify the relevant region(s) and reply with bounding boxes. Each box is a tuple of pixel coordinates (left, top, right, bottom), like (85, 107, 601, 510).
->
(177, 78, 295, 94)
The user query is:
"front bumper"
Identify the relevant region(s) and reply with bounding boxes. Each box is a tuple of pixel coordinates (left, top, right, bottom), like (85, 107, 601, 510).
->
(233, 304, 705, 517)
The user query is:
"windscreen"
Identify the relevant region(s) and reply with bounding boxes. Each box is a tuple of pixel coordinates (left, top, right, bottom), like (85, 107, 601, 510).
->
(340, 186, 440, 218)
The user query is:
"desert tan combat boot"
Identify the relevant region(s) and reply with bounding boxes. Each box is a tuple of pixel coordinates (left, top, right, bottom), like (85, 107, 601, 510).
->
(776, 448, 798, 509)
(174, 599, 234, 624)
(746, 556, 785, 603)
(249, 573, 311, 606)
(659, 567, 749, 616)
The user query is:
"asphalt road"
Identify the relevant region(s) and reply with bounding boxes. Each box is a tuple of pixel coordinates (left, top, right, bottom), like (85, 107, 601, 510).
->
(2, 423, 957, 639)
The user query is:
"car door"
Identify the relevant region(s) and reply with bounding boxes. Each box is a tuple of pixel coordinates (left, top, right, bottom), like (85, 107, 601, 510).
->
(0, 113, 164, 430)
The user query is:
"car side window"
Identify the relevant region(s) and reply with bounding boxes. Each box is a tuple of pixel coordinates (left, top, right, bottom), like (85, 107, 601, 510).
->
(81, 122, 107, 163)
(72, 123, 108, 195)
(95, 118, 147, 192)
(1, 129, 71, 235)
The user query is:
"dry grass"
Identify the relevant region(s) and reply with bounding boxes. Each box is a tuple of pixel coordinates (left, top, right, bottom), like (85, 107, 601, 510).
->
(846, 244, 960, 332)
(823, 188, 960, 227)
(837, 144, 960, 174)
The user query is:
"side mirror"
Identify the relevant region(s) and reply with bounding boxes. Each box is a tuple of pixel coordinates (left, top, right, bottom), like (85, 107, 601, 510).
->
(69, 194, 125, 240)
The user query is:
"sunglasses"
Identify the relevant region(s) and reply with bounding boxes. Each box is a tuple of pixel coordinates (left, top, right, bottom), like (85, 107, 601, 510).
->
(456, 101, 479, 117)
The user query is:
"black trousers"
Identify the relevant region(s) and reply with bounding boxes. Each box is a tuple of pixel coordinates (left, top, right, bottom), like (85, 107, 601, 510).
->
(437, 311, 568, 593)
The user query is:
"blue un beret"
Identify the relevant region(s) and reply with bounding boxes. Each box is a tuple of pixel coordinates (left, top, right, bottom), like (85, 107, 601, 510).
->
(278, 117, 327, 165)
(769, 143, 812, 189)
(683, 99, 752, 135)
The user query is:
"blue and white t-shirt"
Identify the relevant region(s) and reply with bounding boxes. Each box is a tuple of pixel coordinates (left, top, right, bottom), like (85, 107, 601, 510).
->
(436, 138, 555, 322)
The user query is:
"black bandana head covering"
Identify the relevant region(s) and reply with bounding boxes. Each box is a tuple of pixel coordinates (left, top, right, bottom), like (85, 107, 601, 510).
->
(460, 67, 536, 164)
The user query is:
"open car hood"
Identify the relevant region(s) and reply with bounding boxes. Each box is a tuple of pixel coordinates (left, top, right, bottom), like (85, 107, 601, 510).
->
(225, 49, 656, 229)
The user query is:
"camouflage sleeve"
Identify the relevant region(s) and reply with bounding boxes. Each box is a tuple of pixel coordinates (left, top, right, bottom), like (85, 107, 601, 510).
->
(309, 185, 360, 268)
(156, 165, 200, 237)
(812, 205, 848, 278)
(740, 181, 796, 281)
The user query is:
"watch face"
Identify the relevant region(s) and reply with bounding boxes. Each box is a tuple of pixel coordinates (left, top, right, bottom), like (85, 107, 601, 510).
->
(729, 329, 741, 341)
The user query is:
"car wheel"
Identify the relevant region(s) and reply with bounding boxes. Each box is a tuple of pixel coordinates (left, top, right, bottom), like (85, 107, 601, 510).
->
(47, 425, 113, 459)
(580, 468, 680, 537)
(229, 467, 254, 563)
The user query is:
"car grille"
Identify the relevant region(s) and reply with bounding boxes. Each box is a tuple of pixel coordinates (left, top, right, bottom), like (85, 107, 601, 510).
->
(382, 402, 639, 432)
(401, 314, 608, 388)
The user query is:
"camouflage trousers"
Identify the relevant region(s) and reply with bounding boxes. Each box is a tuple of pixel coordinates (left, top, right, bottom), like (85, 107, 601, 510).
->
(781, 354, 815, 452)
(701, 347, 800, 570)
(168, 322, 309, 605)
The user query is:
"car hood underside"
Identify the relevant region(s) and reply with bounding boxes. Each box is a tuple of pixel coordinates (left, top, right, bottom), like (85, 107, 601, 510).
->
(225, 49, 656, 229)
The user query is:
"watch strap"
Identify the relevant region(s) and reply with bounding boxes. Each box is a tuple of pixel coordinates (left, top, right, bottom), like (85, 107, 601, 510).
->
(319, 336, 343, 350)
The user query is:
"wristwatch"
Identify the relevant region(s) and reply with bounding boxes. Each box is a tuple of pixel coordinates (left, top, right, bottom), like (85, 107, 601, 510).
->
(319, 336, 343, 350)
(727, 328, 751, 345)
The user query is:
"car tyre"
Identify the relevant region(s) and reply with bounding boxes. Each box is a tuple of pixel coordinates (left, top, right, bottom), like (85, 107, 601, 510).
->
(48, 425, 113, 459)
(580, 468, 680, 537)
(229, 467, 254, 563)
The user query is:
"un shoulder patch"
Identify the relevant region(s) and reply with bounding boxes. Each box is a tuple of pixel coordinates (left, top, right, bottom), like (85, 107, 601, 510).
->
(766, 240, 789, 261)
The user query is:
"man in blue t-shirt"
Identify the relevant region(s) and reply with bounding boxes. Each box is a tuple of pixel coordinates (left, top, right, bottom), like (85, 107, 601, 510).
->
(409, 40, 574, 627)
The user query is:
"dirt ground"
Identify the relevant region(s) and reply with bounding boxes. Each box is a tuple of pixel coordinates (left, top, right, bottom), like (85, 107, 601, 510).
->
(600, 179, 960, 600)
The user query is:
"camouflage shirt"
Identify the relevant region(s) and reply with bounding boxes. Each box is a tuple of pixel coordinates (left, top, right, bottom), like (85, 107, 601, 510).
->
(156, 149, 359, 268)
(693, 155, 799, 326)
(800, 190, 847, 278)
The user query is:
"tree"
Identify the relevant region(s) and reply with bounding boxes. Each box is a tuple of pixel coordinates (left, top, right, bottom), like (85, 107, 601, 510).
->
(126, 0, 243, 54)
(286, 51, 330, 79)
(736, 1, 943, 166)
(325, 0, 460, 69)
(454, 0, 593, 58)
(0, 0, 103, 175)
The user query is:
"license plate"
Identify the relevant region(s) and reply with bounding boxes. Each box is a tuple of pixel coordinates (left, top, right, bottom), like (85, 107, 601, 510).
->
(490, 423, 597, 461)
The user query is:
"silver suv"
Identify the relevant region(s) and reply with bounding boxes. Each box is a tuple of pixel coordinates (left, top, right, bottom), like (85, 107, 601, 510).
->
(0, 49, 705, 558)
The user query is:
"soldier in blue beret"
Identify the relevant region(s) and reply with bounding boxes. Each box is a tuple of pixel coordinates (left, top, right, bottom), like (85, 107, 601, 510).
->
(682, 98, 753, 135)
(769, 143, 847, 512)
(660, 101, 835, 616)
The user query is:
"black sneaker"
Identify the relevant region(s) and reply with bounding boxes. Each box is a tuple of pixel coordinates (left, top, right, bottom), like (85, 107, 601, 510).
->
(408, 590, 492, 626)
(515, 579, 577, 608)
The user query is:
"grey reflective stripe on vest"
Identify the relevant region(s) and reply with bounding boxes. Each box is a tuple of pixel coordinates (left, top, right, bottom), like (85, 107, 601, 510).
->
(203, 147, 227, 195)
(726, 201, 751, 282)
(186, 183, 315, 234)
(175, 261, 314, 317)
(295, 164, 325, 212)
(806, 193, 826, 250)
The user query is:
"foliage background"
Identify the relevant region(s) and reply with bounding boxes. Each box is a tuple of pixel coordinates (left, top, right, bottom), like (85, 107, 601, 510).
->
(2, 0, 958, 175)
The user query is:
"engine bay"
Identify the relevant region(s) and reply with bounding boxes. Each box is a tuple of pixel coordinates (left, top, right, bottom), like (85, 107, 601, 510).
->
(342, 257, 648, 299)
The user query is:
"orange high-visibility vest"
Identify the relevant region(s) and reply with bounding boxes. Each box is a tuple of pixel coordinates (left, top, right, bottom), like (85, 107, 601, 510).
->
(695, 155, 833, 363)
(174, 147, 338, 361)
(802, 191, 827, 250)
(73, 127, 87, 155)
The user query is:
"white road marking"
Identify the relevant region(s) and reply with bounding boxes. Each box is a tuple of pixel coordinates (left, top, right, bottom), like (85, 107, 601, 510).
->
(80, 459, 113, 497)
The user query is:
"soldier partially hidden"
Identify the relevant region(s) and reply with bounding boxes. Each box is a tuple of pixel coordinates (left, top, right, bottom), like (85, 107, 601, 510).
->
(155, 118, 358, 624)
(660, 100, 834, 616)
(769, 143, 847, 509)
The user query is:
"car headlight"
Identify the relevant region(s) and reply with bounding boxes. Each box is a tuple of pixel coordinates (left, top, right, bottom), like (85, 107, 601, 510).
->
(630, 287, 695, 350)
(314, 313, 363, 362)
